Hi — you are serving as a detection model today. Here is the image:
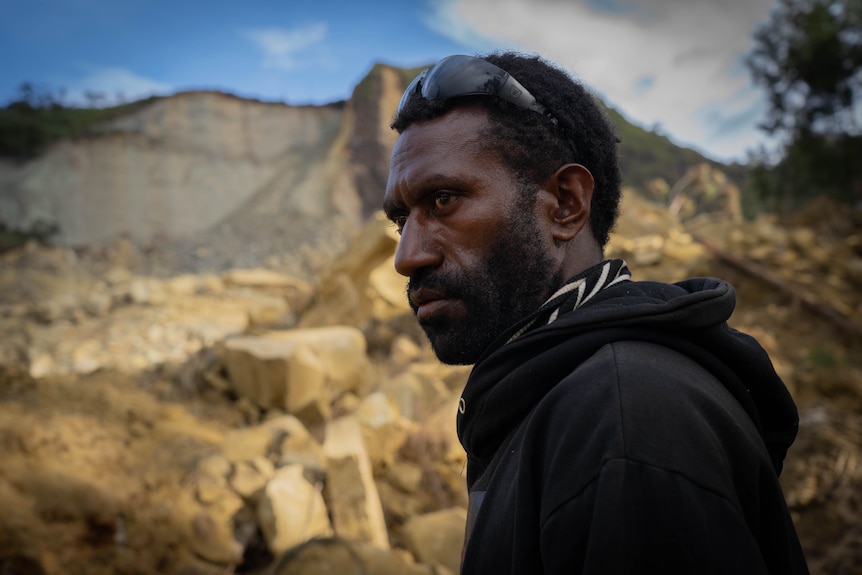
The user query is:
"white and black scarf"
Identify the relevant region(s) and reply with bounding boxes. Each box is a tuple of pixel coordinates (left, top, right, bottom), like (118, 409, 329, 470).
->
(507, 259, 631, 344)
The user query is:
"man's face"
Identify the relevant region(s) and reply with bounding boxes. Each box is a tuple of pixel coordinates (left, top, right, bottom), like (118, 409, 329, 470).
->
(383, 107, 562, 364)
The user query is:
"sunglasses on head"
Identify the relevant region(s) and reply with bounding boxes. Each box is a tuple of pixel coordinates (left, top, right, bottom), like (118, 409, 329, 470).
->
(397, 54, 559, 125)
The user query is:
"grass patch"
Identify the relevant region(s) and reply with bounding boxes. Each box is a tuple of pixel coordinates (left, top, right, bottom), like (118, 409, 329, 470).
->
(0, 97, 158, 159)
(808, 345, 838, 368)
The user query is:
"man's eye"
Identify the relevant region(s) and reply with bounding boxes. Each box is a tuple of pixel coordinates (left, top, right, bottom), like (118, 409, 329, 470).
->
(433, 192, 453, 209)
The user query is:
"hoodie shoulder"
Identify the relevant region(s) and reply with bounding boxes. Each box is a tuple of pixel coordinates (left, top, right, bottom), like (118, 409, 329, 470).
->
(599, 340, 773, 481)
(570, 277, 736, 330)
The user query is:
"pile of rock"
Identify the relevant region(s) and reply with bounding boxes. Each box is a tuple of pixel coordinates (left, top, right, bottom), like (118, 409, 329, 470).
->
(0, 243, 320, 380)
(184, 323, 469, 573)
(690, 204, 862, 324)
(7, 186, 860, 573)
(602, 188, 710, 284)
(0, 211, 473, 573)
(753, 216, 859, 316)
(153, 212, 478, 573)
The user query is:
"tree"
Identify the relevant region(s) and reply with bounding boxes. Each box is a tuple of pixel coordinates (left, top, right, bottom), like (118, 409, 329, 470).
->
(745, 0, 862, 211)
(748, 0, 862, 138)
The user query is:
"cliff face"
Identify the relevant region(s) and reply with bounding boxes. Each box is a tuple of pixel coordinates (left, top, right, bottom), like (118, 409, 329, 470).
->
(0, 73, 417, 279)
(348, 64, 419, 218)
(1, 93, 346, 243)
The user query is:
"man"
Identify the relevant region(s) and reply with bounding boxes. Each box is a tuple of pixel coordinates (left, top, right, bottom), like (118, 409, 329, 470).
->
(383, 52, 809, 574)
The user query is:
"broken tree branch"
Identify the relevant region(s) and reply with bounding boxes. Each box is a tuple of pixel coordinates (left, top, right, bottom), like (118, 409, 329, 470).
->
(692, 233, 862, 341)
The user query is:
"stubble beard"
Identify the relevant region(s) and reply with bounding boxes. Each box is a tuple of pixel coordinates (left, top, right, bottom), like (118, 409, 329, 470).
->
(408, 202, 562, 365)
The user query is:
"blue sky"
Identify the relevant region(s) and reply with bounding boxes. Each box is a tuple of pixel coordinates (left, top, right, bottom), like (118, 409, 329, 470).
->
(0, 0, 778, 162)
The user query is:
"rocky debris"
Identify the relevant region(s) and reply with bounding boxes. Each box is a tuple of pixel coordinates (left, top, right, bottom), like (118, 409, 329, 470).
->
(222, 268, 314, 326)
(355, 392, 412, 472)
(166, 332, 464, 570)
(0, 190, 860, 574)
(377, 363, 453, 422)
(222, 268, 312, 293)
(667, 163, 743, 223)
(298, 211, 410, 333)
(604, 188, 709, 283)
(265, 326, 373, 397)
(220, 336, 318, 413)
(190, 501, 246, 564)
(161, 346, 463, 572)
(267, 537, 435, 575)
(323, 415, 390, 549)
(257, 464, 333, 556)
(401, 507, 468, 575)
(696, 211, 862, 324)
(219, 326, 371, 427)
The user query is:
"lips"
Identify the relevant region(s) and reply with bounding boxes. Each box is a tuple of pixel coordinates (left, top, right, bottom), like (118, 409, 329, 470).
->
(409, 287, 445, 307)
(408, 287, 451, 320)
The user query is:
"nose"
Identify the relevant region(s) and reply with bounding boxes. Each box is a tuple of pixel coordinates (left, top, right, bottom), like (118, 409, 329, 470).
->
(393, 217, 441, 277)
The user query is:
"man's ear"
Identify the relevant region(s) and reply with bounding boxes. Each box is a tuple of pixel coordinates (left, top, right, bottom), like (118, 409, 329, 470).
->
(546, 163, 594, 242)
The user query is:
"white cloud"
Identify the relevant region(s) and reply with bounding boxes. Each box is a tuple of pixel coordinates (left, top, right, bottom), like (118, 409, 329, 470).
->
(68, 67, 172, 105)
(423, 0, 500, 50)
(428, 0, 778, 161)
(241, 23, 328, 70)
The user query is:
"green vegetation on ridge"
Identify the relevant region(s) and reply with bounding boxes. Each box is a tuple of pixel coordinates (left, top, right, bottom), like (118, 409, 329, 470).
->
(0, 84, 160, 159)
(605, 106, 749, 197)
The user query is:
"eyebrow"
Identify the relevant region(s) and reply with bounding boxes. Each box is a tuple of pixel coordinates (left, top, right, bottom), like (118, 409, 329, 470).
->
(406, 173, 477, 200)
(383, 172, 478, 219)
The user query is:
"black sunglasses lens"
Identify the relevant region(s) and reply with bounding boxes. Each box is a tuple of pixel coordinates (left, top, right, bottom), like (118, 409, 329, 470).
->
(397, 69, 426, 114)
(395, 55, 555, 127)
(420, 55, 507, 101)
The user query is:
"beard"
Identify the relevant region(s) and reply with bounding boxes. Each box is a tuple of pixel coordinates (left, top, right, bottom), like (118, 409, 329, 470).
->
(407, 201, 562, 365)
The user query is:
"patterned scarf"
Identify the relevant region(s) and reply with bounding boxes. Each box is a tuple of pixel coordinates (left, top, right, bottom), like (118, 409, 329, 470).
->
(506, 259, 631, 344)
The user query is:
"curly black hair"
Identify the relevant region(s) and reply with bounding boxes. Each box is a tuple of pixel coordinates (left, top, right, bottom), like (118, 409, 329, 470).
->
(391, 51, 622, 248)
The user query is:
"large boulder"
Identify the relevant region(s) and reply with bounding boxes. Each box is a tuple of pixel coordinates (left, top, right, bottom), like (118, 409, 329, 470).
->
(355, 392, 412, 472)
(219, 326, 370, 420)
(266, 325, 373, 399)
(322, 415, 390, 549)
(256, 464, 333, 556)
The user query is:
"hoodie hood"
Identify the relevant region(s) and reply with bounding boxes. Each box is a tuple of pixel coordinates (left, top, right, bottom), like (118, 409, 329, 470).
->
(456, 276, 799, 475)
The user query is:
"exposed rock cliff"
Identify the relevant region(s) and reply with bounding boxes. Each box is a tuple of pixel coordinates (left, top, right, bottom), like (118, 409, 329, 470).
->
(348, 63, 423, 218)
(0, 78, 408, 279)
(2, 94, 339, 238)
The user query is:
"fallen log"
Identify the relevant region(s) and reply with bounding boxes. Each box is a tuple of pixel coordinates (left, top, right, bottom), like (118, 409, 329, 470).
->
(693, 233, 862, 341)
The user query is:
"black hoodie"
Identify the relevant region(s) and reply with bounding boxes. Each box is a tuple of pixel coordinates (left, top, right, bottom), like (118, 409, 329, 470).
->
(456, 267, 808, 574)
